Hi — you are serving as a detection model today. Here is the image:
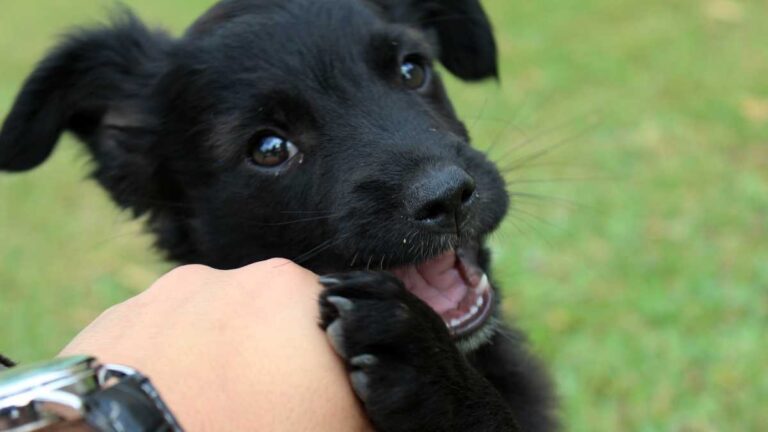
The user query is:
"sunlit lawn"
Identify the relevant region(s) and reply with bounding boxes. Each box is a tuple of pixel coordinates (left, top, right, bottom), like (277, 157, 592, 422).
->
(1, 1, 766, 430)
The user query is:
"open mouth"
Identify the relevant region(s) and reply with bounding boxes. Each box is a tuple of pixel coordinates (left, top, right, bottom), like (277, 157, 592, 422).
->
(391, 246, 494, 338)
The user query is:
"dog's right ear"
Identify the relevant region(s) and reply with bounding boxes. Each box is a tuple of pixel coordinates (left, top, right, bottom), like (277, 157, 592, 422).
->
(0, 13, 170, 172)
(370, 0, 498, 81)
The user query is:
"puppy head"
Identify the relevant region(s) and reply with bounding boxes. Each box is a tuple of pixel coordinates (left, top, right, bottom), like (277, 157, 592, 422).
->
(0, 0, 507, 345)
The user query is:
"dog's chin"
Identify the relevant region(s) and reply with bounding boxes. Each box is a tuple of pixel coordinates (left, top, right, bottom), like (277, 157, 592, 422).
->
(390, 244, 498, 352)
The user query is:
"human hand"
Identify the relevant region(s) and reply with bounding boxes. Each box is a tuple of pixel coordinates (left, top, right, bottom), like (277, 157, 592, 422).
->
(61, 259, 371, 431)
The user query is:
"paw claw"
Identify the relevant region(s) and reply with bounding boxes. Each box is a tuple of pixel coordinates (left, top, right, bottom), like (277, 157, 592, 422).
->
(325, 319, 347, 358)
(350, 354, 378, 368)
(326, 295, 354, 316)
(318, 276, 342, 286)
(350, 370, 371, 401)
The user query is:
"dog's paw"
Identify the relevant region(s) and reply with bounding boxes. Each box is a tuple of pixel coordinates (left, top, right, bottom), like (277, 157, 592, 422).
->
(319, 271, 462, 431)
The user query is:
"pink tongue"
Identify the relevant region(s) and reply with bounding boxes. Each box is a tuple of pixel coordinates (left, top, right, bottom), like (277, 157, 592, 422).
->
(392, 251, 468, 315)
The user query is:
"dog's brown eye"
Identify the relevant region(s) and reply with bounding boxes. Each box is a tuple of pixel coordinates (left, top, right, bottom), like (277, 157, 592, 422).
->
(400, 56, 429, 90)
(250, 134, 299, 167)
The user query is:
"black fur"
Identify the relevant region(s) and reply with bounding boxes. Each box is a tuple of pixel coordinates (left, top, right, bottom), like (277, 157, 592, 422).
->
(319, 272, 518, 431)
(0, 1, 556, 430)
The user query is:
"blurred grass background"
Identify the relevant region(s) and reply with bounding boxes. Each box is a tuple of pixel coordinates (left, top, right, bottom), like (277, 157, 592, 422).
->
(1, 0, 766, 430)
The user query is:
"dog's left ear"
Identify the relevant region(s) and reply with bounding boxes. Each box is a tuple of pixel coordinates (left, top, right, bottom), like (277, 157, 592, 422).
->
(372, 0, 498, 81)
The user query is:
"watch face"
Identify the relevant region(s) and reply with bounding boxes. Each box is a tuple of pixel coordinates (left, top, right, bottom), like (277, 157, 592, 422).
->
(0, 356, 99, 430)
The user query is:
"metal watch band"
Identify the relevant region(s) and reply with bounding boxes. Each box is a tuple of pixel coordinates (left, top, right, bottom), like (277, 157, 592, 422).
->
(84, 370, 184, 432)
(1, 356, 184, 432)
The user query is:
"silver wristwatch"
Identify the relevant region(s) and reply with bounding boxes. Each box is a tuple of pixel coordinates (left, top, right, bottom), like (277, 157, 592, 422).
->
(0, 356, 184, 432)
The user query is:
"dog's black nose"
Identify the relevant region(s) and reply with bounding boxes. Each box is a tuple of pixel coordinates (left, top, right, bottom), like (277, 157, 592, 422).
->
(406, 166, 476, 233)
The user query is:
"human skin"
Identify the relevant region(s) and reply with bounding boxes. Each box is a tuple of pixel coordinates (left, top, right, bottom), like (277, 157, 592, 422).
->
(60, 259, 372, 432)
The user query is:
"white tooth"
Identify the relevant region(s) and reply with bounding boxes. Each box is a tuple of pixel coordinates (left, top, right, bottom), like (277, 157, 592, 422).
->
(476, 275, 490, 293)
(450, 318, 461, 327)
(470, 305, 479, 315)
(475, 296, 483, 307)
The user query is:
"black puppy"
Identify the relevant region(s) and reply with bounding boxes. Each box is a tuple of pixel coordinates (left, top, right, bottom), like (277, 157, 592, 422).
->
(0, 0, 557, 430)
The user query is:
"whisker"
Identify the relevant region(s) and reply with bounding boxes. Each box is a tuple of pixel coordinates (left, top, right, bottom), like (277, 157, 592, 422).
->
(469, 96, 490, 131)
(507, 213, 552, 246)
(293, 239, 335, 264)
(486, 107, 576, 160)
(88, 227, 147, 248)
(505, 175, 618, 185)
(416, 13, 484, 26)
(131, 198, 195, 209)
(483, 93, 538, 156)
(504, 215, 533, 239)
(509, 192, 584, 209)
(495, 114, 603, 172)
(278, 210, 335, 215)
(511, 207, 563, 231)
(251, 214, 339, 227)
(501, 161, 577, 171)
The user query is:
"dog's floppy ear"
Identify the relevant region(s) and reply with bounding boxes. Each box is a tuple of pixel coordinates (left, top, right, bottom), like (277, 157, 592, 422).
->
(372, 0, 498, 81)
(0, 13, 169, 172)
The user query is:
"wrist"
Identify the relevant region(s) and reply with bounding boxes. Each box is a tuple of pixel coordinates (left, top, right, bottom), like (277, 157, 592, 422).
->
(0, 355, 184, 432)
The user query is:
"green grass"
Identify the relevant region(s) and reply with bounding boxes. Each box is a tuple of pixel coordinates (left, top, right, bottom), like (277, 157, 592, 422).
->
(1, 1, 766, 430)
